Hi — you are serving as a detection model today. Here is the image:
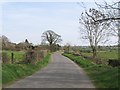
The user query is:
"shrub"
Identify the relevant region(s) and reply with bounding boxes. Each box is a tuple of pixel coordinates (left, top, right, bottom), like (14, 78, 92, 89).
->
(2, 52, 10, 64)
(24, 50, 47, 65)
(24, 50, 37, 64)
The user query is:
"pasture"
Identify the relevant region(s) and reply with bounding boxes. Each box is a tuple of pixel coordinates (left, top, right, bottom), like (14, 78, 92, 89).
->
(82, 50, 118, 60)
(2, 50, 25, 63)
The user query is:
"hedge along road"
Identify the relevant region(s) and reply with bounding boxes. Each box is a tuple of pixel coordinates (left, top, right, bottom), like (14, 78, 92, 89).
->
(5, 52, 95, 88)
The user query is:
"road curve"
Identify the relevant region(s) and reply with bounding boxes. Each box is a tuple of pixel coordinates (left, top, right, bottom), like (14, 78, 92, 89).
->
(5, 52, 95, 88)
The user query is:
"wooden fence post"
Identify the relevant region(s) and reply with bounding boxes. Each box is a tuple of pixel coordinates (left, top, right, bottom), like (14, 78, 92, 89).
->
(11, 52, 14, 64)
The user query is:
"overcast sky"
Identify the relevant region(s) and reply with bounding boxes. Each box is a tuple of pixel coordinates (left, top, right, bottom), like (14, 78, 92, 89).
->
(1, 0, 118, 46)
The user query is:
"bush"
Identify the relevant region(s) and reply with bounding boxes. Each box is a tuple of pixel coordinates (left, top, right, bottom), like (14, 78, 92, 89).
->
(24, 50, 37, 64)
(17, 50, 47, 65)
(2, 52, 10, 64)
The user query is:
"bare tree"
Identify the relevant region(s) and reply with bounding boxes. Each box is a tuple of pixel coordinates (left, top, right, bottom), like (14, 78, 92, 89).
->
(41, 30, 62, 52)
(93, 1, 120, 54)
(95, 1, 120, 45)
(95, 1, 120, 22)
(79, 8, 110, 60)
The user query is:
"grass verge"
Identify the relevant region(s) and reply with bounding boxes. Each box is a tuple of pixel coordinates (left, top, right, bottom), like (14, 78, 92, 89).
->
(63, 53, 119, 89)
(2, 53, 51, 86)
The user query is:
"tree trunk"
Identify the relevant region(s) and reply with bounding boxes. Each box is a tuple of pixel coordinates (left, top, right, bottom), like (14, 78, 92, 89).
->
(118, 2, 120, 56)
(92, 47, 101, 64)
(92, 47, 97, 59)
(50, 44, 54, 52)
(50, 45, 52, 52)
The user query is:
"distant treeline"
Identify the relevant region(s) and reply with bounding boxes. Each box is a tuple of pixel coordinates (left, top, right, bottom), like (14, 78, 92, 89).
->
(0, 35, 61, 51)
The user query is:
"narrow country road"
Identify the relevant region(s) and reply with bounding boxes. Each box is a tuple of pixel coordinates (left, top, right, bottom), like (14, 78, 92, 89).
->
(5, 52, 95, 88)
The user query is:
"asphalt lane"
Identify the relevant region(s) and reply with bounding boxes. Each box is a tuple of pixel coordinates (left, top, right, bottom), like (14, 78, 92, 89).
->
(5, 52, 95, 88)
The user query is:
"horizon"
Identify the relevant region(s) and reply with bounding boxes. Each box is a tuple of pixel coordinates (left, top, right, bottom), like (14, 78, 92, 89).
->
(1, 34, 118, 47)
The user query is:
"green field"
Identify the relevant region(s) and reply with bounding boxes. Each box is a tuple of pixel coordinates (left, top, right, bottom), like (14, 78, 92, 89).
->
(2, 53, 51, 86)
(63, 53, 119, 88)
(82, 50, 118, 60)
(2, 50, 25, 63)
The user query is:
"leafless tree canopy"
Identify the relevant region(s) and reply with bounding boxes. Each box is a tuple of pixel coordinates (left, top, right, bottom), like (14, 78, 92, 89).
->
(41, 30, 62, 51)
(42, 30, 62, 45)
(79, 8, 110, 59)
(95, 1, 120, 45)
(95, 1, 120, 22)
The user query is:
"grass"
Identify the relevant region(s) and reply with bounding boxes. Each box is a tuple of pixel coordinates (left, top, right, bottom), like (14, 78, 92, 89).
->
(2, 53, 51, 86)
(63, 53, 119, 88)
(2, 50, 25, 63)
(82, 50, 118, 60)
(0, 63, 2, 89)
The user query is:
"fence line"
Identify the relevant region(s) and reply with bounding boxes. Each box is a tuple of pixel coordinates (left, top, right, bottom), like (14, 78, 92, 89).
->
(2, 50, 48, 64)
